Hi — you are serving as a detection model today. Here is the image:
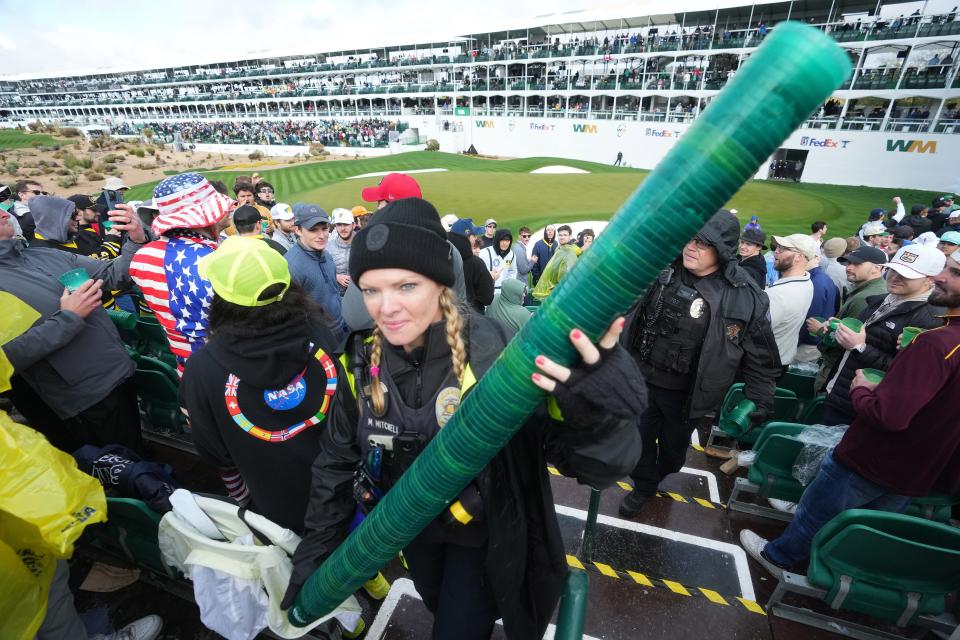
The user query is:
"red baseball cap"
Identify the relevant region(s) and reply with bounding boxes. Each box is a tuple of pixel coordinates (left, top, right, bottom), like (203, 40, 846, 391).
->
(361, 173, 423, 203)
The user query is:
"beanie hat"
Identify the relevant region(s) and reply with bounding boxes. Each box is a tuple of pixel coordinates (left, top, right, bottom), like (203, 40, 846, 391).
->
(823, 237, 846, 259)
(349, 198, 454, 287)
(198, 236, 290, 307)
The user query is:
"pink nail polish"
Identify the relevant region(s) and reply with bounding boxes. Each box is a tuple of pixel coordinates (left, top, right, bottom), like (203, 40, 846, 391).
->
(572, 329, 583, 339)
(532, 373, 541, 382)
(535, 356, 546, 365)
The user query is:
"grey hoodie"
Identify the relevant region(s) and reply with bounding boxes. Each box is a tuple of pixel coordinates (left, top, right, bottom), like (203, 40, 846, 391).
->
(0, 237, 140, 418)
(29, 195, 75, 243)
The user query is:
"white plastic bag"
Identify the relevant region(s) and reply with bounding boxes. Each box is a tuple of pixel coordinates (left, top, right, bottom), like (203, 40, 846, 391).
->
(791, 424, 848, 486)
(158, 490, 361, 639)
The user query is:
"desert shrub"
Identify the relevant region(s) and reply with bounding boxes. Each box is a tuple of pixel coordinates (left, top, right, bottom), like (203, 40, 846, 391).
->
(248, 150, 264, 160)
(425, 139, 440, 151)
(26, 121, 41, 132)
(57, 175, 78, 188)
(84, 171, 104, 181)
(308, 142, 325, 156)
(129, 148, 145, 158)
(56, 167, 71, 176)
(59, 127, 81, 138)
(5, 161, 20, 174)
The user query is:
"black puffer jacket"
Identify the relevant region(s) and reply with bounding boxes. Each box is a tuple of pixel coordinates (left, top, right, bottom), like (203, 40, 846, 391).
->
(825, 294, 943, 419)
(449, 231, 495, 313)
(291, 316, 644, 639)
(625, 210, 782, 419)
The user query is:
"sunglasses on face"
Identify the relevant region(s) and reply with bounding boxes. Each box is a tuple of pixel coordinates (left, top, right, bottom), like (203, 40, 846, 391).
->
(24, 190, 48, 196)
(520, 234, 531, 239)
(259, 188, 274, 194)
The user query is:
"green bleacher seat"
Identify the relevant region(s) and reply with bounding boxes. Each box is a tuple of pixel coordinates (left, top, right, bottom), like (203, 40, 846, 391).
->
(768, 510, 960, 637)
(135, 316, 177, 368)
(778, 367, 817, 402)
(92, 497, 177, 577)
(712, 383, 800, 446)
(905, 490, 960, 523)
(798, 395, 826, 425)
(727, 422, 807, 521)
(135, 363, 186, 433)
(807, 509, 960, 626)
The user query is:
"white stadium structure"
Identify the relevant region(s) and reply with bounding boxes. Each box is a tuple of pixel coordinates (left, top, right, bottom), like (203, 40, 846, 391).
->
(2, 0, 958, 191)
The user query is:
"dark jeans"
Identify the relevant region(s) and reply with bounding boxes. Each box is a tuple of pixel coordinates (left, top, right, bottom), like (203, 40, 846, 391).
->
(629, 383, 694, 496)
(70, 377, 142, 452)
(403, 541, 498, 640)
(763, 451, 910, 567)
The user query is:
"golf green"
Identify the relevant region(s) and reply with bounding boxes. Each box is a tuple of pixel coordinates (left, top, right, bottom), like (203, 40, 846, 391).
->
(125, 151, 942, 238)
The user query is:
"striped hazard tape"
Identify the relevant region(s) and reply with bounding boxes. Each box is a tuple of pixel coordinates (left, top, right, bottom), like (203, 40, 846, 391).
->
(565, 555, 766, 616)
(546, 466, 725, 510)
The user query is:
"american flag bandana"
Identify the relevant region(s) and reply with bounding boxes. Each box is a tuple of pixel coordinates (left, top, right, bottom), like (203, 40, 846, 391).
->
(151, 172, 235, 237)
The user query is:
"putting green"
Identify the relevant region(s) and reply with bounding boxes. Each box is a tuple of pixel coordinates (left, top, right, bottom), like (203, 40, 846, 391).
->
(125, 151, 942, 238)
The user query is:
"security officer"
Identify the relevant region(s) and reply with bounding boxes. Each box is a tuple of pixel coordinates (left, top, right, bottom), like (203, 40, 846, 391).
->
(619, 210, 781, 518)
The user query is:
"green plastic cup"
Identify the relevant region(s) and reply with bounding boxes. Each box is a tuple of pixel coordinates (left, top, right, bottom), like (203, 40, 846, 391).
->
(102, 220, 114, 230)
(58, 268, 91, 293)
(862, 368, 885, 383)
(723, 398, 757, 436)
(901, 326, 923, 348)
(841, 318, 864, 333)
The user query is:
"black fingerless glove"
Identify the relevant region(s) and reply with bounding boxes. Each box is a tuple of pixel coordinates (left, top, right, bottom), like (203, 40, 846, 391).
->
(551, 343, 648, 423)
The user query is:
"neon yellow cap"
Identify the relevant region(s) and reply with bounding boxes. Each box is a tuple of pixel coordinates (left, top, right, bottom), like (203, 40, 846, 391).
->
(198, 236, 290, 307)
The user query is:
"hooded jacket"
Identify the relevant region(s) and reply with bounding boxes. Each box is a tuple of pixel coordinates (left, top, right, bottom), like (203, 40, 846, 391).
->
(0, 237, 139, 418)
(180, 317, 340, 533)
(478, 229, 517, 291)
(485, 278, 532, 332)
(624, 210, 782, 419)
(29, 196, 79, 249)
(449, 232, 494, 314)
(531, 229, 557, 282)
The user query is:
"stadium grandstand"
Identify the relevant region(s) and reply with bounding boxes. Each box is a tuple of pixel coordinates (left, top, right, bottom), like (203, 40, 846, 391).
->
(1, 0, 958, 189)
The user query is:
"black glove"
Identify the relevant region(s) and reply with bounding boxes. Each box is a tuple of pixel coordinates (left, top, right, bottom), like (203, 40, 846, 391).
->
(748, 408, 769, 428)
(551, 343, 648, 423)
(280, 574, 304, 611)
(281, 551, 327, 610)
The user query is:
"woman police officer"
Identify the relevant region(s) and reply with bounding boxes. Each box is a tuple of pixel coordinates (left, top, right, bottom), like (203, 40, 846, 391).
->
(284, 198, 645, 639)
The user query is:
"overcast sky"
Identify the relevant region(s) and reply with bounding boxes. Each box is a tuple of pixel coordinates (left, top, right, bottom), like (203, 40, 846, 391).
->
(0, 0, 596, 77)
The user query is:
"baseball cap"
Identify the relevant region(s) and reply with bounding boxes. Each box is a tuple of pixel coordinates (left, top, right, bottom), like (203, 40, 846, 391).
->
(351, 205, 371, 218)
(914, 231, 939, 246)
(838, 245, 887, 265)
(232, 204, 263, 226)
(740, 226, 767, 249)
(440, 214, 458, 231)
(868, 208, 886, 221)
(293, 203, 329, 229)
(67, 194, 97, 210)
(484, 218, 497, 227)
(884, 244, 946, 279)
(103, 176, 129, 191)
(450, 217, 483, 237)
(331, 207, 355, 225)
(861, 221, 889, 237)
(197, 236, 291, 307)
(361, 173, 422, 203)
(773, 233, 819, 260)
(892, 225, 914, 240)
(932, 198, 948, 209)
(949, 209, 960, 219)
(823, 237, 846, 258)
(939, 231, 960, 246)
(270, 203, 294, 221)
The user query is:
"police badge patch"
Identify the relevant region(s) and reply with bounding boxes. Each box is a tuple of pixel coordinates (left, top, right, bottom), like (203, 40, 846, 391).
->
(436, 386, 460, 428)
(726, 323, 743, 340)
(690, 298, 706, 318)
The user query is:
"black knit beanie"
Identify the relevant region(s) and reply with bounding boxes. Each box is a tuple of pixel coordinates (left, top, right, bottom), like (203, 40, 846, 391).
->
(349, 198, 455, 287)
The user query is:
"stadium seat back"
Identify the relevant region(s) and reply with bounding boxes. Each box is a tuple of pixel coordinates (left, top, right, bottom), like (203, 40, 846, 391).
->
(905, 489, 960, 523)
(134, 367, 186, 433)
(809, 510, 960, 625)
(94, 497, 176, 577)
(798, 395, 826, 425)
(719, 384, 800, 442)
(778, 368, 817, 401)
(747, 423, 807, 502)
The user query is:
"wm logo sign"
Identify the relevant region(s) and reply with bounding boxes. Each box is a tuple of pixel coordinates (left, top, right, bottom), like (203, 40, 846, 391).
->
(573, 124, 598, 134)
(475, 120, 494, 128)
(886, 139, 937, 154)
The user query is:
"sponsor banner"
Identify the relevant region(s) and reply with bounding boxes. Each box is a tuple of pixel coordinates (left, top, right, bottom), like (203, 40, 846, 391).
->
(799, 135, 850, 149)
(885, 139, 937, 154)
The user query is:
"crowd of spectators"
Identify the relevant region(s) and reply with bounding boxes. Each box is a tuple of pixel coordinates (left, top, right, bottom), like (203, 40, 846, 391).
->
(2, 157, 959, 640)
(113, 118, 393, 147)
